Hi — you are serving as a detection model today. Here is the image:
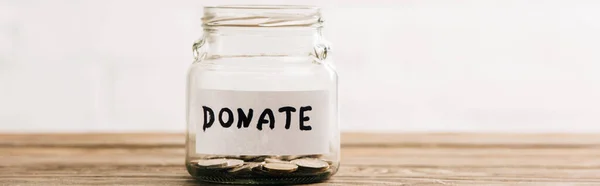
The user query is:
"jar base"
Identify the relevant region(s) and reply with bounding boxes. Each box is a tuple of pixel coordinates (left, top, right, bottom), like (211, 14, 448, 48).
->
(191, 174, 332, 185)
(187, 164, 335, 185)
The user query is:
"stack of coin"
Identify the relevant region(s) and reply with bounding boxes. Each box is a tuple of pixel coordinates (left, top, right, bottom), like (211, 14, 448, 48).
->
(189, 154, 336, 178)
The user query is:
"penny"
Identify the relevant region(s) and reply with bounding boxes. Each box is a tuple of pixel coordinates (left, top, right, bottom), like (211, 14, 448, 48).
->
(263, 162, 298, 173)
(195, 159, 228, 168)
(291, 158, 329, 172)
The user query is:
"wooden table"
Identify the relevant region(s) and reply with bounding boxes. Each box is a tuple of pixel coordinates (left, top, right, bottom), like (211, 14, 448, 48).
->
(1, 133, 600, 185)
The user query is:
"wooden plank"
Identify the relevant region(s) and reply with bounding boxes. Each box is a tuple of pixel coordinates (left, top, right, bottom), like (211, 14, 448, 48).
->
(3, 165, 600, 185)
(4, 147, 600, 168)
(4, 133, 600, 147)
(3, 163, 600, 180)
(342, 133, 600, 148)
(2, 133, 600, 185)
(8, 177, 599, 186)
(0, 133, 183, 148)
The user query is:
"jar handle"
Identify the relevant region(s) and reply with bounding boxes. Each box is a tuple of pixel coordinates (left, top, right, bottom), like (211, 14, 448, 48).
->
(313, 42, 330, 61)
(192, 37, 207, 62)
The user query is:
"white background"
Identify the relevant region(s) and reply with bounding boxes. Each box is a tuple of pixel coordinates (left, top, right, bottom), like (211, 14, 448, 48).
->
(1, 0, 600, 132)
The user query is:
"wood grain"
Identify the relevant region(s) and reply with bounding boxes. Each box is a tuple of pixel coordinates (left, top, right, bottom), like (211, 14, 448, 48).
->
(2, 133, 600, 185)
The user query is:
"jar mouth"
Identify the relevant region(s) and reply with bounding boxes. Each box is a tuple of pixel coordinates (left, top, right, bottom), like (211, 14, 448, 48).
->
(203, 5, 322, 28)
(204, 5, 318, 10)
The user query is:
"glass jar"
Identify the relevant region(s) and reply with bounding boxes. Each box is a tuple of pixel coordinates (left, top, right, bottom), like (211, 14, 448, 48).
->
(185, 5, 339, 185)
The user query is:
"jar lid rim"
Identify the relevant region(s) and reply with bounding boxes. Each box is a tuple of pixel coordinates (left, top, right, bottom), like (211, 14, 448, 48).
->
(203, 5, 323, 28)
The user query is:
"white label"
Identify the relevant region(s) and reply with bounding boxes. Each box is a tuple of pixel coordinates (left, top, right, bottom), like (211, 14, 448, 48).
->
(192, 89, 330, 155)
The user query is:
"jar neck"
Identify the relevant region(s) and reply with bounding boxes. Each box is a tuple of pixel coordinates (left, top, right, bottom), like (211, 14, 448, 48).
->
(198, 5, 325, 59)
(203, 27, 323, 58)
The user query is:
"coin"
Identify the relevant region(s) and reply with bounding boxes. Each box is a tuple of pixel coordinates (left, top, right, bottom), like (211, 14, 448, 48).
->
(324, 159, 334, 166)
(240, 155, 269, 162)
(195, 159, 228, 168)
(300, 154, 323, 159)
(239, 155, 259, 161)
(225, 159, 245, 167)
(207, 158, 244, 170)
(223, 155, 241, 159)
(265, 158, 288, 163)
(251, 163, 266, 171)
(291, 158, 329, 172)
(263, 162, 298, 173)
(228, 162, 262, 173)
(281, 154, 323, 161)
(280, 155, 299, 161)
